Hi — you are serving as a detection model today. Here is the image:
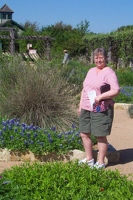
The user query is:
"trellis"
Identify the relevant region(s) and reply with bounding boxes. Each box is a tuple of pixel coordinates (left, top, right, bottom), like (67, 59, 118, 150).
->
(0, 27, 53, 60)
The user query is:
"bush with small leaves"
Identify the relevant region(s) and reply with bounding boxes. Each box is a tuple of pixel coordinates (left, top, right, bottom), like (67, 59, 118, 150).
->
(0, 162, 133, 199)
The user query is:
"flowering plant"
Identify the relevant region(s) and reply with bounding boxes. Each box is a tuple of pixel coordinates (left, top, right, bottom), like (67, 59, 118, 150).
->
(0, 118, 88, 155)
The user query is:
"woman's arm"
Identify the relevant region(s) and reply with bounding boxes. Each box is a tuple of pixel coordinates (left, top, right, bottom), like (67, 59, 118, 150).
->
(95, 89, 120, 103)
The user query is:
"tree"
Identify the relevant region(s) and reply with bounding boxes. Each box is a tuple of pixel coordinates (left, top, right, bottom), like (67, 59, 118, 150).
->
(76, 19, 90, 36)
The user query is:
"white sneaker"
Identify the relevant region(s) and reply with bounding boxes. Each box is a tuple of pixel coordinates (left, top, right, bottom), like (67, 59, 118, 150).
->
(93, 162, 105, 169)
(78, 158, 94, 166)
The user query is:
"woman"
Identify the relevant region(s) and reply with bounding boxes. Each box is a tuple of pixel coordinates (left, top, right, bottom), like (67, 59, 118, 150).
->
(78, 48, 120, 169)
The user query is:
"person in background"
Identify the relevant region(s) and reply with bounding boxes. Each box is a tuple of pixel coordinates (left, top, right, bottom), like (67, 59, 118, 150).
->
(62, 50, 69, 66)
(78, 47, 120, 169)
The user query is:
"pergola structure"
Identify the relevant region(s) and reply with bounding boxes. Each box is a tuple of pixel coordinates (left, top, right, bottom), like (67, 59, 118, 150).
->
(0, 27, 53, 59)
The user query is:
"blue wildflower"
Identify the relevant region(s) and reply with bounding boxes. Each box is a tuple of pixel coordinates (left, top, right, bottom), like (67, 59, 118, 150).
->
(27, 133, 30, 138)
(10, 135, 14, 140)
(71, 136, 75, 140)
(24, 141, 28, 146)
(75, 132, 80, 137)
(20, 132, 24, 136)
(22, 129, 25, 133)
(15, 121, 19, 126)
(47, 133, 51, 138)
(34, 132, 37, 138)
(14, 128, 18, 132)
(2, 121, 6, 126)
(29, 124, 33, 130)
(39, 142, 44, 146)
(9, 119, 15, 125)
(2, 126, 6, 132)
(8, 125, 12, 130)
(29, 140, 34, 144)
(48, 137, 53, 143)
(44, 130, 47, 134)
(51, 126, 56, 131)
(78, 140, 82, 144)
(21, 123, 26, 128)
(6, 119, 9, 124)
(72, 124, 76, 129)
(58, 134, 62, 138)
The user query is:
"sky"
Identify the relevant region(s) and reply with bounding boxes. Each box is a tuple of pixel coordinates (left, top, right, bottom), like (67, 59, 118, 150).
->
(1, 0, 133, 34)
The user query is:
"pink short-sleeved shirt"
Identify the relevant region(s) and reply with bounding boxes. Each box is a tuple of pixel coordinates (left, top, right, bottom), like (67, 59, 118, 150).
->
(81, 66, 120, 111)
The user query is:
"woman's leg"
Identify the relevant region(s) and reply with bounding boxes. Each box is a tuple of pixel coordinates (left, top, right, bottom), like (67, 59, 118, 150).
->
(97, 136, 108, 164)
(80, 132, 93, 161)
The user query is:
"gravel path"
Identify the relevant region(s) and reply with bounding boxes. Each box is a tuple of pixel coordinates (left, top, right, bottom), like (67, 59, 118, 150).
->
(107, 108, 133, 178)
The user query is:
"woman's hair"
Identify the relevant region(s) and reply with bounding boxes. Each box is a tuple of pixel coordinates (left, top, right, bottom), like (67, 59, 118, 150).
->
(93, 48, 107, 58)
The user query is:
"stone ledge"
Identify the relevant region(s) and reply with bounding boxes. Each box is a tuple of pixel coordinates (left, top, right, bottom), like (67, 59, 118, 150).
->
(0, 145, 120, 165)
(114, 103, 133, 110)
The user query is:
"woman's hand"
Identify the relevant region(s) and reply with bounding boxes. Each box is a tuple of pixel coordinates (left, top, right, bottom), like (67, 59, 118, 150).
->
(95, 95, 102, 104)
(77, 107, 81, 116)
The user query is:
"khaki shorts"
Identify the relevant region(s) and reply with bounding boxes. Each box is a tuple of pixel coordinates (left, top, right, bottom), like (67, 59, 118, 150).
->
(79, 107, 114, 137)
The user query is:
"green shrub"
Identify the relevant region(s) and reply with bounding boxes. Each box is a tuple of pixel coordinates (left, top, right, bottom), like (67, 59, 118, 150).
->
(60, 60, 92, 92)
(116, 70, 133, 86)
(114, 86, 133, 103)
(114, 92, 132, 103)
(0, 162, 133, 199)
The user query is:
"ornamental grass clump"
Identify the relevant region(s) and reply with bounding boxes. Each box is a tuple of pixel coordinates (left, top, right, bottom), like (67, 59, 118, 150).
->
(0, 55, 78, 130)
(0, 162, 133, 199)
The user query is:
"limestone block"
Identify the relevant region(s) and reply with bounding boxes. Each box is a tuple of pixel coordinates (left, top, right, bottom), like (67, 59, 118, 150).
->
(35, 152, 73, 162)
(10, 151, 36, 161)
(20, 151, 36, 161)
(68, 149, 86, 161)
(10, 151, 22, 161)
(0, 148, 10, 161)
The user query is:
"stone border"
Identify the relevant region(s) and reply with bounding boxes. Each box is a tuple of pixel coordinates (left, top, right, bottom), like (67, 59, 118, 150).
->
(0, 144, 120, 164)
(114, 103, 133, 110)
